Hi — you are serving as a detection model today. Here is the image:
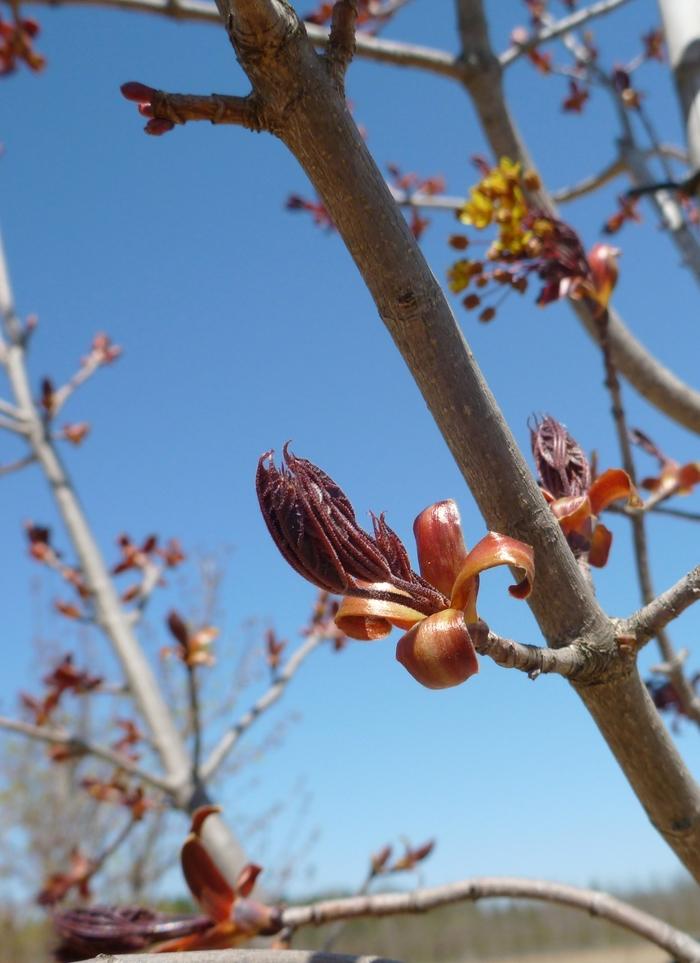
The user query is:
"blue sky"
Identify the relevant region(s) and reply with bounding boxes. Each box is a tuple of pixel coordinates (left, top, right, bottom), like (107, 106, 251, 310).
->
(1, 0, 700, 904)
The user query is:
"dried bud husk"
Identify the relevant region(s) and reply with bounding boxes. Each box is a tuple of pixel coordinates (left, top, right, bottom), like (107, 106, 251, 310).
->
(395, 608, 478, 689)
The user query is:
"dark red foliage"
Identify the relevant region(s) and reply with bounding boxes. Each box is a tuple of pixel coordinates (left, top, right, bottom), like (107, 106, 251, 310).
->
(530, 415, 591, 499)
(256, 446, 447, 616)
(52, 906, 212, 961)
(604, 194, 642, 235)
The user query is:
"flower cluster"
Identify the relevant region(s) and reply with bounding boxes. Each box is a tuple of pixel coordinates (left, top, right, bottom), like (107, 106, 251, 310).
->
(448, 158, 619, 321)
(630, 428, 700, 502)
(20, 653, 102, 728)
(0, 11, 44, 74)
(256, 446, 534, 689)
(530, 416, 640, 566)
(162, 610, 218, 668)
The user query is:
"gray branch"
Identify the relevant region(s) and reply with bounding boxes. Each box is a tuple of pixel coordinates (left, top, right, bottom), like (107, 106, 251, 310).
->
(624, 565, 700, 646)
(500, 0, 632, 68)
(475, 631, 597, 680)
(200, 630, 325, 782)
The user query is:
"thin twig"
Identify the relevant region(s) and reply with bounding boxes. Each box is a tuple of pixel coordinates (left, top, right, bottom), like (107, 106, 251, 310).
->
(499, 0, 632, 68)
(0, 413, 29, 434)
(187, 664, 203, 782)
(200, 630, 325, 782)
(552, 158, 625, 203)
(0, 715, 175, 794)
(0, 397, 24, 419)
(90, 812, 140, 876)
(624, 565, 700, 647)
(281, 879, 700, 962)
(0, 453, 35, 474)
(609, 501, 700, 523)
(51, 355, 110, 417)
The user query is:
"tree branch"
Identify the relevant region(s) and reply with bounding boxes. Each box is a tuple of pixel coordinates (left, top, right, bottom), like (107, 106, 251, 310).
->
(624, 565, 700, 646)
(499, 0, 632, 68)
(0, 715, 175, 794)
(0, 453, 35, 476)
(200, 629, 325, 783)
(474, 629, 598, 680)
(281, 879, 700, 963)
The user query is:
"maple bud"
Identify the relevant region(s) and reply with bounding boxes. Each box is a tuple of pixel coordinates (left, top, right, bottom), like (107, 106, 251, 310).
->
(587, 242, 619, 309)
(145, 118, 175, 136)
(120, 81, 156, 103)
(395, 608, 479, 689)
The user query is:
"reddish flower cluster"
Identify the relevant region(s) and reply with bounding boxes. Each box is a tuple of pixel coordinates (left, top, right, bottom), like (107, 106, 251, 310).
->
(265, 628, 286, 671)
(162, 610, 218, 667)
(0, 12, 44, 75)
(112, 533, 185, 603)
(562, 79, 589, 113)
(37, 848, 95, 907)
(85, 333, 122, 366)
(81, 776, 155, 821)
(110, 718, 144, 761)
(646, 675, 700, 732)
(630, 428, 700, 501)
(387, 163, 446, 240)
(285, 193, 334, 230)
(603, 194, 642, 235)
(60, 422, 91, 445)
(21, 654, 103, 727)
(257, 446, 534, 689)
